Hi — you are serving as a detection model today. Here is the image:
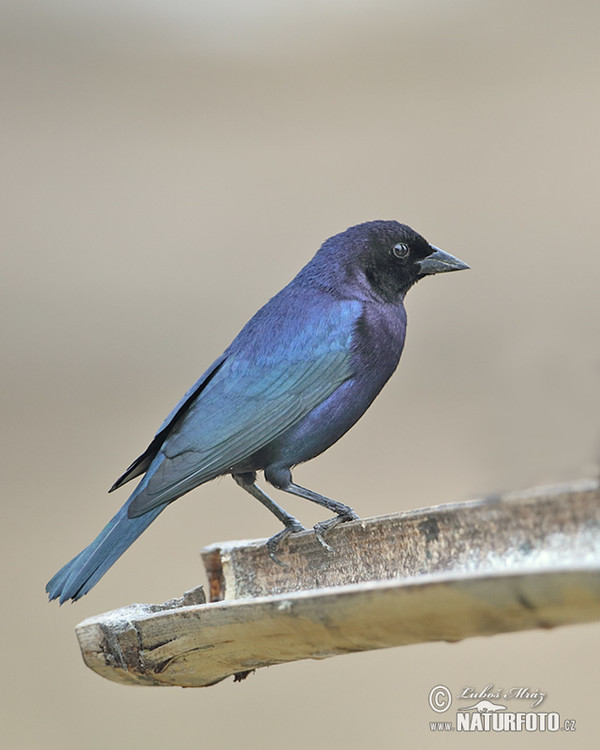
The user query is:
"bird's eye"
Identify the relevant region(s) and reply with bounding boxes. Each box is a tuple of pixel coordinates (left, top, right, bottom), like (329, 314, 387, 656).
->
(392, 243, 410, 259)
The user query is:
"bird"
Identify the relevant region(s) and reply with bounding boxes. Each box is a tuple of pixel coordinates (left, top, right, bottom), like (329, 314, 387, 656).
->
(46, 220, 468, 603)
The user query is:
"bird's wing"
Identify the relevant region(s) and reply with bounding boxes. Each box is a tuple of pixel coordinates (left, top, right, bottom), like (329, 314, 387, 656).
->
(127, 300, 361, 516)
(109, 353, 228, 492)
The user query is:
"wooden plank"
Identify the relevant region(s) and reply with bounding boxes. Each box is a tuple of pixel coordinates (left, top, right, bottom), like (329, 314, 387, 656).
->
(201, 480, 600, 601)
(76, 568, 600, 687)
(75, 480, 600, 687)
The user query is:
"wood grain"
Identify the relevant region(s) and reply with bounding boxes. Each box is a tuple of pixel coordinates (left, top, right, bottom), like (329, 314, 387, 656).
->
(76, 480, 600, 687)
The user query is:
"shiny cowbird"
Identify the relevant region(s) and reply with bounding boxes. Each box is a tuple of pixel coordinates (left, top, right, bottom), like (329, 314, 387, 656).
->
(47, 220, 468, 603)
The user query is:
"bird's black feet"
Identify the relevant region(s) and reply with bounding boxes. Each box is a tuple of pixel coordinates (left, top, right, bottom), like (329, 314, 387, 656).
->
(314, 509, 359, 551)
(266, 520, 307, 565)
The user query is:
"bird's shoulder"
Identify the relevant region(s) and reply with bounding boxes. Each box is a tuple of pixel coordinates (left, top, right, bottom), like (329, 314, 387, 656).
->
(226, 286, 364, 363)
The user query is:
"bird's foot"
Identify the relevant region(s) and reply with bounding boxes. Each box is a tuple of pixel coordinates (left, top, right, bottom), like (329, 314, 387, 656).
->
(314, 509, 359, 552)
(266, 520, 306, 565)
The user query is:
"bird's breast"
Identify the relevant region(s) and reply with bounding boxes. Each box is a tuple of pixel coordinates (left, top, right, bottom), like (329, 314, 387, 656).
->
(351, 301, 407, 383)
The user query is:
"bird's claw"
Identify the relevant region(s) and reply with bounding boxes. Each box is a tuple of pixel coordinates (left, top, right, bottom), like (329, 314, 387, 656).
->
(313, 526, 335, 553)
(266, 521, 306, 565)
(313, 510, 359, 552)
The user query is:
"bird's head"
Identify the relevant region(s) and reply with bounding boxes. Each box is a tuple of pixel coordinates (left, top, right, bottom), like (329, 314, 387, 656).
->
(316, 220, 469, 303)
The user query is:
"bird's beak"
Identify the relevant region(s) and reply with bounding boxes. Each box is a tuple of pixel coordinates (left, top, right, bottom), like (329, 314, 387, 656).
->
(418, 245, 469, 275)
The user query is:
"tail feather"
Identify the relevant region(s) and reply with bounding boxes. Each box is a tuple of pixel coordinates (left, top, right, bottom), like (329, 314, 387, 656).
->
(46, 498, 168, 603)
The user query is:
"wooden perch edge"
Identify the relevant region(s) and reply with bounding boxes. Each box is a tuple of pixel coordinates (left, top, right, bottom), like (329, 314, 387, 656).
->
(76, 479, 600, 687)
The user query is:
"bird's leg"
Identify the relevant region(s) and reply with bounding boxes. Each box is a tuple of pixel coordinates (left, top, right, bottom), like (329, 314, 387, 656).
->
(233, 472, 303, 527)
(232, 473, 306, 564)
(264, 467, 359, 551)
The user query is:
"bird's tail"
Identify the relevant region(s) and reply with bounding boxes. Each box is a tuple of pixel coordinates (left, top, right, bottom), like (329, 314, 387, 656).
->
(46, 496, 168, 604)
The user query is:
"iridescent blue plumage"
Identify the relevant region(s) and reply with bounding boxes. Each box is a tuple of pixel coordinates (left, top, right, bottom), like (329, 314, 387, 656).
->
(46, 220, 467, 602)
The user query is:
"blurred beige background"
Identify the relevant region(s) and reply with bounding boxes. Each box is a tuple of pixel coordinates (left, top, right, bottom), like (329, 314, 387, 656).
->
(2, 1, 600, 748)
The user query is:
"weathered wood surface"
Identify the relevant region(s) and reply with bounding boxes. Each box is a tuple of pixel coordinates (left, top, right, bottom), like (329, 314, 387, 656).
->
(76, 480, 600, 687)
(202, 480, 600, 601)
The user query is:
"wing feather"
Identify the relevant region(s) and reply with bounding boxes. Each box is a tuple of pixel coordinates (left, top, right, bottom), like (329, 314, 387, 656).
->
(127, 300, 361, 516)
